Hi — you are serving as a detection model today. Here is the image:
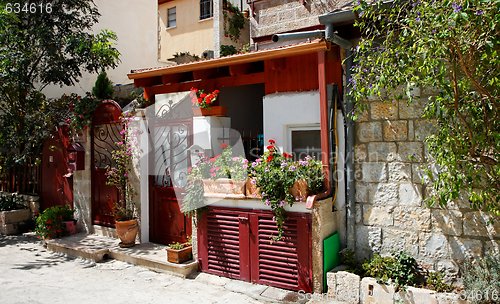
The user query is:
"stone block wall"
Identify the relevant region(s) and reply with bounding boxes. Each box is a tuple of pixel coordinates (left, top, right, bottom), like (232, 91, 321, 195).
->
(250, 0, 351, 39)
(353, 96, 500, 280)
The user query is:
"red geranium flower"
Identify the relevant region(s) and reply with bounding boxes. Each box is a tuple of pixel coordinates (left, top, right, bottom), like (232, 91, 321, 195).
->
(220, 143, 229, 149)
(283, 152, 292, 159)
(267, 155, 273, 162)
(268, 139, 276, 144)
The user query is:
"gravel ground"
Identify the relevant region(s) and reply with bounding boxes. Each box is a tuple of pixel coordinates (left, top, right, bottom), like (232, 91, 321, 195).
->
(0, 235, 266, 304)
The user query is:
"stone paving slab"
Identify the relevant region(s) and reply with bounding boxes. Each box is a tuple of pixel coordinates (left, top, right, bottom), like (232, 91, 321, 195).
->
(44, 233, 198, 277)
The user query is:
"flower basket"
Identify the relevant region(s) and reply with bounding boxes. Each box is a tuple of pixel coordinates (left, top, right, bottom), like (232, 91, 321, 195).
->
(245, 178, 262, 199)
(192, 106, 227, 117)
(290, 179, 309, 202)
(166, 245, 192, 264)
(202, 178, 246, 198)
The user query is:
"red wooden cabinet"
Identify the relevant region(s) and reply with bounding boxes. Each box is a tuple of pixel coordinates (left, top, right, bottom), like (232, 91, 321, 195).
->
(198, 207, 312, 292)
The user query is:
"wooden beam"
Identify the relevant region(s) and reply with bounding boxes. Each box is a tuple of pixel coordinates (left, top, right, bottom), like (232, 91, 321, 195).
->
(128, 40, 329, 80)
(134, 76, 162, 88)
(147, 72, 265, 95)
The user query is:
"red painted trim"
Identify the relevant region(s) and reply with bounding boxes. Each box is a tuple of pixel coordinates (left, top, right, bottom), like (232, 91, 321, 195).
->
(317, 51, 332, 198)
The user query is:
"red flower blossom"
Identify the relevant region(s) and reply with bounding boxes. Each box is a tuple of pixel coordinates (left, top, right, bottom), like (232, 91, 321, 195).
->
(200, 93, 207, 98)
(267, 155, 273, 162)
(220, 143, 229, 149)
(283, 152, 292, 159)
(268, 139, 276, 144)
(266, 145, 274, 150)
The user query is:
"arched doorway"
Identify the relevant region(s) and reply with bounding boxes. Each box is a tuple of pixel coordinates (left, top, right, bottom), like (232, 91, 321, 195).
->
(91, 100, 122, 227)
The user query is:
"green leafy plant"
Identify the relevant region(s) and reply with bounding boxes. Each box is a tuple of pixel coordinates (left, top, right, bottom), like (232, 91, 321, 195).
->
(0, 1, 120, 174)
(35, 205, 74, 239)
(220, 45, 238, 57)
(425, 271, 453, 293)
(92, 71, 114, 100)
(0, 193, 27, 211)
(105, 113, 139, 221)
(351, 0, 499, 216)
(362, 252, 422, 291)
(339, 248, 364, 275)
(296, 155, 325, 195)
(223, 1, 245, 41)
(462, 254, 500, 304)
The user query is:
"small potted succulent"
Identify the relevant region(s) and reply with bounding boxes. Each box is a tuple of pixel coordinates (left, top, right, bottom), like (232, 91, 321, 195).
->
(166, 237, 192, 264)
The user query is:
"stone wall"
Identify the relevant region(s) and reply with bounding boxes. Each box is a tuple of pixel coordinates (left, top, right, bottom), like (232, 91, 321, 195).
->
(353, 96, 500, 281)
(250, 0, 351, 39)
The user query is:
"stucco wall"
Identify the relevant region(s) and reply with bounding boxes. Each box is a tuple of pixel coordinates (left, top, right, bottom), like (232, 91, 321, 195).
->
(43, 0, 161, 99)
(353, 95, 500, 281)
(159, 0, 214, 60)
(263, 91, 320, 152)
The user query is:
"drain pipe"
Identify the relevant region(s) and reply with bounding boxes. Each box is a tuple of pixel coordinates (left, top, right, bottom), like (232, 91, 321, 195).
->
(319, 10, 357, 250)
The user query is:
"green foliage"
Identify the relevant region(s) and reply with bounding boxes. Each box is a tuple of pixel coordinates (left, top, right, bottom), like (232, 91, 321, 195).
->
(0, 0, 120, 173)
(249, 140, 324, 241)
(223, 1, 245, 41)
(352, 0, 499, 216)
(92, 71, 114, 100)
(0, 193, 26, 211)
(362, 252, 422, 290)
(220, 45, 238, 57)
(463, 254, 500, 303)
(425, 271, 453, 293)
(35, 205, 74, 239)
(339, 248, 364, 275)
(105, 113, 138, 221)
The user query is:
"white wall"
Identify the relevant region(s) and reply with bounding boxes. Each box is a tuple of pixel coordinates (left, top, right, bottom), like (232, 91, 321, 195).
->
(43, 0, 163, 98)
(263, 91, 320, 152)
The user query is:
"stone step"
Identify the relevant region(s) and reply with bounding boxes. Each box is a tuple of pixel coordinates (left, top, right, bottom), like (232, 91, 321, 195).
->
(45, 233, 198, 278)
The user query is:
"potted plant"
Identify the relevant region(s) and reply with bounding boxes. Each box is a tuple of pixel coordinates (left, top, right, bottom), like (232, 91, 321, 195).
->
(166, 237, 192, 264)
(0, 193, 31, 235)
(249, 139, 325, 240)
(200, 144, 248, 197)
(35, 205, 75, 239)
(106, 112, 140, 248)
(190, 87, 225, 116)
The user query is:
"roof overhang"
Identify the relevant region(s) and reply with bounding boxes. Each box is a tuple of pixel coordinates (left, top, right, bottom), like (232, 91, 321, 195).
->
(127, 40, 330, 81)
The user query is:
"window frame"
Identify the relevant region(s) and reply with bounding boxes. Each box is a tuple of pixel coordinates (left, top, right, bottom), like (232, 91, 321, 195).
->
(286, 124, 322, 160)
(167, 6, 177, 29)
(199, 0, 213, 20)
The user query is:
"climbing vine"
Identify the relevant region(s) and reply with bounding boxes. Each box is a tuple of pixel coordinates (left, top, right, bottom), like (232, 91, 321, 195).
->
(351, 1, 499, 216)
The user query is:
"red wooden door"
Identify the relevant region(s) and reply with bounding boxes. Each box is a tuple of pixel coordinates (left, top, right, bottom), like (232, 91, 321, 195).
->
(149, 119, 192, 245)
(198, 207, 312, 292)
(40, 127, 73, 210)
(91, 101, 122, 227)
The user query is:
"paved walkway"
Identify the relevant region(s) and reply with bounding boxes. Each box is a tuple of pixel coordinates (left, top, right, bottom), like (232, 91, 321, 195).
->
(0, 234, 340, 304)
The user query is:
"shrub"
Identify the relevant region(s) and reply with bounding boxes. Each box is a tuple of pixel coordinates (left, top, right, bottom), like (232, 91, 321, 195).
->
(0, 193, 27, 211)
(35, 205, 74, 239)
(463, 255, 500, 304)
(362, 252, 422, 290)
(425, 271, 453, 293)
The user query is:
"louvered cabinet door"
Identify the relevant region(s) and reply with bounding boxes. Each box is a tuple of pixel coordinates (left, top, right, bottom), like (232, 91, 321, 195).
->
(198, 208, 251, 281)
(249, 212, 312, 293)
(198, 207, 312, 292)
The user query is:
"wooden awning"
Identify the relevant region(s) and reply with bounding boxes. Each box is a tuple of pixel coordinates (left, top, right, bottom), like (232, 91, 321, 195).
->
(127, 40, 330, 81)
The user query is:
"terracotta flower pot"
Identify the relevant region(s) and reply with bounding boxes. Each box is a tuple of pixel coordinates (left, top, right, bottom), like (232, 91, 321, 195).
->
(245, 178, 261, 198)
(202, 178, 246, 197)
(166, 245, 192, 264)
(290, 179, 308, 202)
(192, 106, 227, 117)
(115, 219, 139, 248)
(63, 220, 77, 235)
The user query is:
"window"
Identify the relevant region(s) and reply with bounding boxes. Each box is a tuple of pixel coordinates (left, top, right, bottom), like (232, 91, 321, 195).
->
(288, 126, 321, 160)
(167, 7, 176, 28)
(200, 0, 213, 20)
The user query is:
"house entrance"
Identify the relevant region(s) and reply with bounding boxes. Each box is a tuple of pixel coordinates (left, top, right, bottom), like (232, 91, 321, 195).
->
(91, 101, 122, 227)
(149, 117, 192, 245)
